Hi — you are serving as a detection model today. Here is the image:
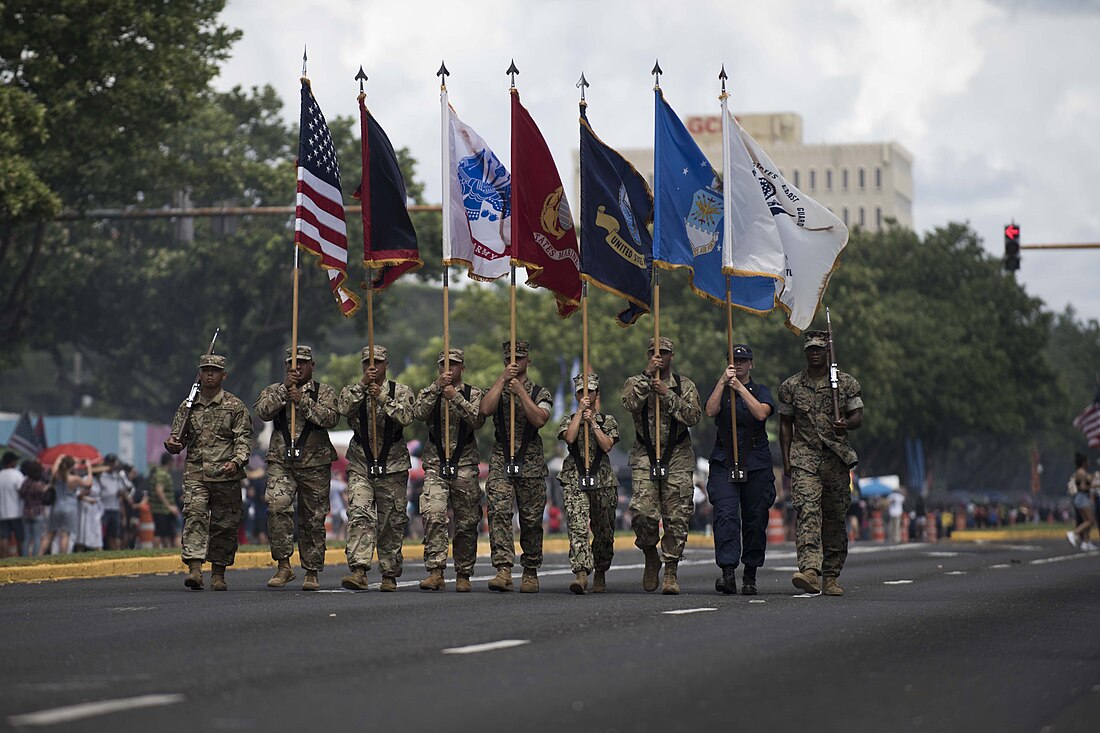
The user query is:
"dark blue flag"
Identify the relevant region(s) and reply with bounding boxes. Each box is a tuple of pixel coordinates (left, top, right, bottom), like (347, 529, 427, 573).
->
(580, 106, 653, 326)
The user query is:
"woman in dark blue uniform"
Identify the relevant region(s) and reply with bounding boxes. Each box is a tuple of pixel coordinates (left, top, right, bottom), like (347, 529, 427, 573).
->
(704, 344, 777, 595)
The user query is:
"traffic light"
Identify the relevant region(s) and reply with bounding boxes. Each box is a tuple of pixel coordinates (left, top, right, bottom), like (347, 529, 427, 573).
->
(1003, 223, 1021, 272)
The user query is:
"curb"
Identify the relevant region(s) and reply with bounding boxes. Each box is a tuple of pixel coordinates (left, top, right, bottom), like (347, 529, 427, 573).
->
(948, 528, 1071, 543)
(1, 534, 718, 585)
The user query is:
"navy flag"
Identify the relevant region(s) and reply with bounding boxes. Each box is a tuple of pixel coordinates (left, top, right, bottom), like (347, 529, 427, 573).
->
(579, 105, 653, 326)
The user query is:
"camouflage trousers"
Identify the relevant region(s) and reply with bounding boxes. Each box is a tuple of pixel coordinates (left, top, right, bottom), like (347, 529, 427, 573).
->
(181, 480, 242, 566)
(563, 485, 616, 574)
(630, 470, 693, 563)
(791, 452, 852, 578)
(420, 466, 482, 576)
(345, 468, 409, 577)
(266, 463, 330, 572)
(486, 474, 546, 569)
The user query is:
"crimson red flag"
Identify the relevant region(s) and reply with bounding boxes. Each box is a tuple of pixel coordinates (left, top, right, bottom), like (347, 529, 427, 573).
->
(510, 89, 580, 318)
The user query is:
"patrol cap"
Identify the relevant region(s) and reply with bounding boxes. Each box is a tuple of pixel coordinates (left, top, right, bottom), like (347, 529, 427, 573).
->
(360, 345, 388, 363)
(501, 339, 530, 358)
(284, 345, 314, 362)
(803, 330, 828, 349)
(198, 354, 226, 370)
(572, 372, 600, 392)
(648, 336, 674, 353)
(437, 348, 464, 364)
(732, 344, 753, 360)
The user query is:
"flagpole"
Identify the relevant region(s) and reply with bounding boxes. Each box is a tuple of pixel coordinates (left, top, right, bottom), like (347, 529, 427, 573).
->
(507, 60, 520, 469)
(290, 48, 307, 453)
(357, 67, 380, 466)
(578, 73, 592, 479)
(651, 60, 663, 469)
(719, 66, 742, 483)
(438, 62, 453, 468)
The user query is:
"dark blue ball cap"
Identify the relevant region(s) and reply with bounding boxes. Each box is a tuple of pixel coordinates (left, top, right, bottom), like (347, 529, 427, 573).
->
(732, 344, 753, 360)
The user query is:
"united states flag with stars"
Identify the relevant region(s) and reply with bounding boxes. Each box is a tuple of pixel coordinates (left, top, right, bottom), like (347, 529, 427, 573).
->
(295, 79, 359, 317)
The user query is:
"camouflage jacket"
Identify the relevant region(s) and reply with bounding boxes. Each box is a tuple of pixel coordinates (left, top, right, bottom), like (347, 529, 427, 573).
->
(171, 389, 253, 482)
(556, 411, 619, 489)
(253, 380, 339, 468)
(412, 382, 485, 468)
(337, 379, 415, 474)
(487, 378, 553, 478)
(622, 372, 701, 473)
(777, 369, 863, 471)
(148, 466, 176, 515)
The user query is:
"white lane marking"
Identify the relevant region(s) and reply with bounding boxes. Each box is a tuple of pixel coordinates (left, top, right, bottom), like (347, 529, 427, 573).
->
(108, 607, 155, 612)
(662, 608, 717, 615)
(988, 564, 1011, 569)
(8, 694, 185, 727)
(944, 571, 968, 576)
(442, 639, 529, 655)
(1030, 552, 1097, 565)
(883, 579, 913, 585)
(849, 543, 927, 555)
(792, 593, 819, 598)
(749, 599, 766, 604)
(772, 566, 799, 572)
(925, 552, 959, 558)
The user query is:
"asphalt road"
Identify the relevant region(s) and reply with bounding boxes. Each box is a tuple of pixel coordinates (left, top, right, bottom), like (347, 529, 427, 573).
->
(2, 540, 1098, 733)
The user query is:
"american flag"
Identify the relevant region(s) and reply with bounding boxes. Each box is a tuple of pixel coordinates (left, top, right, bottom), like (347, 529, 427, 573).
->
(7, 411, 44, 457)
(295, 79, 359, 317)
(1073, 389, 1100, 448)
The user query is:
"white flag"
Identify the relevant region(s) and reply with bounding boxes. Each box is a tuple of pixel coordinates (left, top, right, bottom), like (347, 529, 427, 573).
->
(721, 98, 785, 286)
(441, 91, 511, 281)
(736, 124, 849, 332)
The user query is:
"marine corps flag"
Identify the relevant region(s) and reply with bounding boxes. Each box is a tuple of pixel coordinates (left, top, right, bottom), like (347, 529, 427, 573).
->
(355, 94, 423, 291)
(511, 89, 581, 318)
(579, 106, 653, 326)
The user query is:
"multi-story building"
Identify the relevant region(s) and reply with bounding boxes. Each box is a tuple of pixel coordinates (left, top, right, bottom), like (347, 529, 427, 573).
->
(578, 112, 913, 231)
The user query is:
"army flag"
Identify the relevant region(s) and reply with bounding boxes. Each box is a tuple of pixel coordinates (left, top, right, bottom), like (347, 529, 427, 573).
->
(6, 412, 43, 457)
(511, 89, 581, 318)
(355, 94, 423, 291)
(735, 121, 849, 332)
(294, 79, 358, 317)
(442, 91, 512, 281)
(579, 105, 653, 326)
(652, 89, 775, 312)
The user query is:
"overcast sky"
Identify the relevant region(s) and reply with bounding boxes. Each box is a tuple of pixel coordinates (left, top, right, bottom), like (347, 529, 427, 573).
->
(215, 0, 1100, 321)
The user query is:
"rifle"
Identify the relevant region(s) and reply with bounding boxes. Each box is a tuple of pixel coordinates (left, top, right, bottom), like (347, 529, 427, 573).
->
(165, 328, 220, 449)
(825, 308, 841, 422)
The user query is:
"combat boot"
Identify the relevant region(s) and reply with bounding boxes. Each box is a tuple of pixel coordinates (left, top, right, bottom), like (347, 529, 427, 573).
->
(569, 571, 588, 595)
(741, 566, 758, 596)
(184, 560, 204, 590)
(822, 576, 844, 596)
(715, 566, 737, 595)
(591, 570, 607, 593)
(267, 559, 295, 588)
(455, 574, 471, 593)
(661, 562, 680, 595)
(379, 576, 397, 592)
(792, 568, 821, 594)
(211, 564, 228, 592)
(302, 571, 320, 591)
(341, 567, 370, 591)
(419, 568, 445, 591)
(520, 568, 539, 593)
(487, 566, 513, 592)
(641, 546, 661, 592)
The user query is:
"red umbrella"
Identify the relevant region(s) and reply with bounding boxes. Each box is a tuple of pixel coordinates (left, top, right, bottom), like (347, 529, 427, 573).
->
(38, 443, 103, 467)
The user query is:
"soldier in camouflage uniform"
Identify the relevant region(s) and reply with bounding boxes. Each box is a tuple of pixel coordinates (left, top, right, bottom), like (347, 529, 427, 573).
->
(337, 345, 415, 592)
(622, 337, 702, 595)
(480, 339, 553, 593)
(253, 345, 339, 591)
(557, 372, 619, 595)
(778, 330, 864, 597)
(411, 348, 486, 592)
(165, 354, 253, 591)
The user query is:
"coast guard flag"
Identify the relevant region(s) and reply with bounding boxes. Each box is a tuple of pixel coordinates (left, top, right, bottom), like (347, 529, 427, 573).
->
(579, 105, 653, 326)
(295, 79, 358, 317)
(355, 94, 423, 291)
(511, 89, 581, 318)
(653, 89, 775, 312)
(1074, 389, 1100, 448)
(732, 119, 849, 332)
(442, 90, 512, 281)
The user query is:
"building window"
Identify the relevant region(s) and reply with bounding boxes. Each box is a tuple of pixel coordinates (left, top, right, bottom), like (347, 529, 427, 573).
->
(826, 169, 833, 190)
(842, 169, 849, 190)
(859, 207, 865, 227)
(875, 167, 882, 190)
(793, 170, 800, 188)
(858, 168, 866, 191)
(842, 207, 849, 225)
(876, 207, 882, 230)
(809, 169, 816, 190)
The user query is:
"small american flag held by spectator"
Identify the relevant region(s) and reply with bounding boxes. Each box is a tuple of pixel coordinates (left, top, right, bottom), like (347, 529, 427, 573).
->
(1073, 389, 1100, 448)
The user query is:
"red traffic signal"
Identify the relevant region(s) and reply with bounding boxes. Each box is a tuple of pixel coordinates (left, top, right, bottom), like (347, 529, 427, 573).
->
(1003, 223, 1020, 271)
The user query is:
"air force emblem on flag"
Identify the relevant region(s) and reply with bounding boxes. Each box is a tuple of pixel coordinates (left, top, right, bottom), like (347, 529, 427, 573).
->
(686, 180, 722, 256)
